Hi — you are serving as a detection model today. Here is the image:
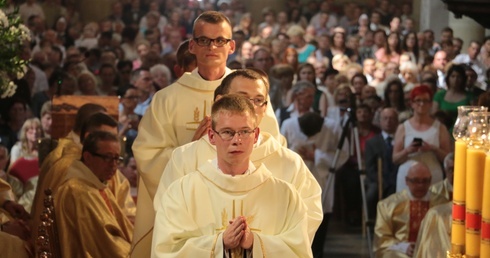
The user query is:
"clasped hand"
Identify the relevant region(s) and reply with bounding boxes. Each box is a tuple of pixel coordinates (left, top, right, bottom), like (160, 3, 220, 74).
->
(223, 216, 253, 250)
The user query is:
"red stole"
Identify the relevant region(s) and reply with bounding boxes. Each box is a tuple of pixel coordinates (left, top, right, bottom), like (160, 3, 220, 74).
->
(408, 200, 430, 242)
(99, 189, 114, 215)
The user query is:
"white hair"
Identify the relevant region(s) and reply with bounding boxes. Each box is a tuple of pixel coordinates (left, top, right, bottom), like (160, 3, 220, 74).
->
(150, 64, 172, 81)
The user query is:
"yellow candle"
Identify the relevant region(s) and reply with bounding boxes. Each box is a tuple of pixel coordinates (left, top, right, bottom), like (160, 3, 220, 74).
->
(466, 148, 486, 257)
(481, 154, 490, 257)
(452, 140, 467, 252)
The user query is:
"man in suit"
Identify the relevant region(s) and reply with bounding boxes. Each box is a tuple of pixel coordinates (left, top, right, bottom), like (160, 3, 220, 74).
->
(365, 107, 399, 219)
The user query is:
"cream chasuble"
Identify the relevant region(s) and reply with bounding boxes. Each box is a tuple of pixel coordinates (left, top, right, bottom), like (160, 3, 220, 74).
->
(55, 160, 133, 258)
(152, 161, 311, 258)
(156, 132, 321, 241)
(413, 202, 451, 258)
(374, 189, 447, 257)
(131, 69, 285, 257)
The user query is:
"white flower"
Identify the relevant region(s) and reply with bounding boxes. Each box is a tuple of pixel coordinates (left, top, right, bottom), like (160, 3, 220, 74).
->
(9, 26, 19, 34)
(18, 24, 31, 41)
(6, 81, 16, 97)
(17, 70, 25, 79)
(0, 1, 29, 99)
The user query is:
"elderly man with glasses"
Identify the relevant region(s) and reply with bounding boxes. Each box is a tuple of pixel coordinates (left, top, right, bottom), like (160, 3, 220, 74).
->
(374, 162, 447, 258)
(55, 131, 133, 257)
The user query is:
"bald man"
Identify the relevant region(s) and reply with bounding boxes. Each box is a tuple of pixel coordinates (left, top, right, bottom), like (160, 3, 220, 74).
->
(374, 162, 447, 258)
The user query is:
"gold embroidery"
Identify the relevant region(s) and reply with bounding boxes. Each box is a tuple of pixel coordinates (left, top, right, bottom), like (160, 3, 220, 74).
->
(215, 200, 262, 257)
(193, 107, 199, 122)
(186, 101, 208, 130)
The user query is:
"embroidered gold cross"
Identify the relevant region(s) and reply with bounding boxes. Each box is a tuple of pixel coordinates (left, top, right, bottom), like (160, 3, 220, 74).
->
(215, 200, 261, 233)
(215, 200, 261, 257)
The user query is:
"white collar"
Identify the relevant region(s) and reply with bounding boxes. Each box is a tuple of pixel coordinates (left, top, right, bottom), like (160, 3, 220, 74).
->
(381, 131, 394, 140)
(212, 159, 256, 176)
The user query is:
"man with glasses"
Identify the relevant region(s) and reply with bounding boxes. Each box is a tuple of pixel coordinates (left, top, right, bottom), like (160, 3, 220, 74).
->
(413, 153, 453, 257)
(374, 162, 447, 257)
(152, 95, 312, 257)
(31, 112, 136, 253)
(55, 131, 133, 257)
(155, 69, 321, 243)
(132, 11, 283, 257)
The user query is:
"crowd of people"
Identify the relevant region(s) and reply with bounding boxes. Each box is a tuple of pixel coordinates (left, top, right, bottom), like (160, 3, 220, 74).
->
(0, 0, 489, 257)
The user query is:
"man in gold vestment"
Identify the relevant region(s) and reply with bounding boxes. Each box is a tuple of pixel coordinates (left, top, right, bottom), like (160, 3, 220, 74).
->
(374, 162, 447, 257)
(31, 111, 136, 252)
(413, 153, 454, 257)
(55, 131, 133, 257)
(153, 95, 312, 257)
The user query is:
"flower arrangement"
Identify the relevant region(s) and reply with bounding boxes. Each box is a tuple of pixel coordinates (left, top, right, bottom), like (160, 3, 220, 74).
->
(0, 0, 31, 99)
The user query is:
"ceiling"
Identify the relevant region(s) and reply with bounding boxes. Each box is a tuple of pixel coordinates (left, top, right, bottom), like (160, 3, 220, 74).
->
(442, 0, 490, 28)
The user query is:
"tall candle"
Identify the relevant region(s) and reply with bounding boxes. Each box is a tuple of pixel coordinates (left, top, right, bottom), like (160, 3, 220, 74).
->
(481, 154, 490, 257)
(466, 148, 486, 257)
(452, 140, 467, 253)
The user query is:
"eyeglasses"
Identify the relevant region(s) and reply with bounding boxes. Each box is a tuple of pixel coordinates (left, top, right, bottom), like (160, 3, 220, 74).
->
(90, 152, 124, 164)
(248, 98, 268, 107)
(212, 128, 257, 141)
(412, 99, 431, 105)
(406, 177, 431, 185)
(193, 36, 232, 47)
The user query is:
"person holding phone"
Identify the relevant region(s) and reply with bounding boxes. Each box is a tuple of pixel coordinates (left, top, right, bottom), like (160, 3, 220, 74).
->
(392, 85, 451, 192)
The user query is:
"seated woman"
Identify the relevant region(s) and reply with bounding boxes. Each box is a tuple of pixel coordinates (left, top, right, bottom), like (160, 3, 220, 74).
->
(375, 32, 402, 64)
(40, 101, 52, 139)
(76, 71, 100, 96)
(9, 118, 42, 166)
(384, 78, 412, 122)
(8, 118, 44, 212)
(432, 64, 474, 128)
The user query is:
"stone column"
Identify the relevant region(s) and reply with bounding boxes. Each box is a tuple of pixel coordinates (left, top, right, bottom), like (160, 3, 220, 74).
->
(418, 0, 450, 39)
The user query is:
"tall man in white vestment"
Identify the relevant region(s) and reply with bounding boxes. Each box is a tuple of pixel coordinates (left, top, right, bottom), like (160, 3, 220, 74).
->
(155, 69, 322, 242)
(131, 11, 282, 257)
(152, 95, 312, 257)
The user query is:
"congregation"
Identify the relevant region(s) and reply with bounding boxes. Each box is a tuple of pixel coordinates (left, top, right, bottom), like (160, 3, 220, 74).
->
(1, 0, 489, 257)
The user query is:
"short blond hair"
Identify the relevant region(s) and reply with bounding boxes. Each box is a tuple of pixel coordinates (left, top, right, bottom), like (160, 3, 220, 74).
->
(286, 25, 305, 38)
